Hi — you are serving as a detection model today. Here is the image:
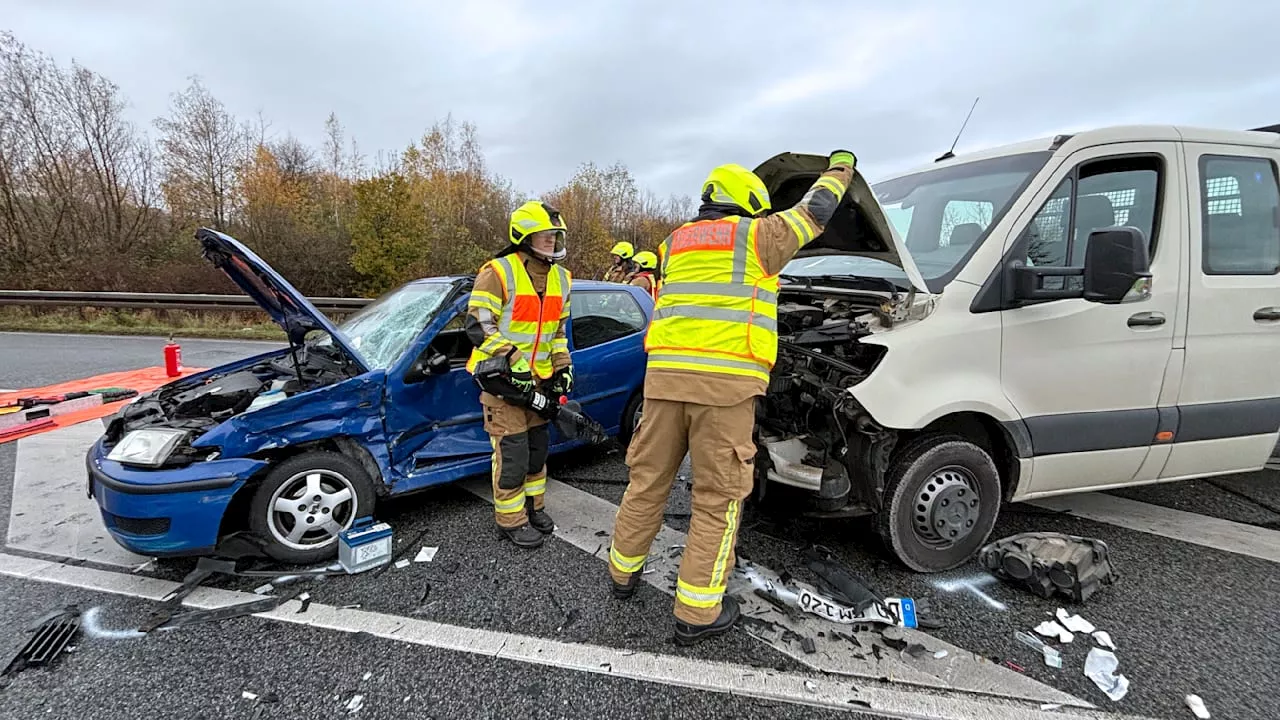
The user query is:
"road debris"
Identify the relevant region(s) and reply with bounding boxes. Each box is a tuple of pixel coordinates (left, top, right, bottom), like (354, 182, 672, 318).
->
(241, 691, 258, 701)
(362, 671, 372, 681)
(801, 637, 816, 654)
(1034, 620, 1074, 643)
(394, 559, 411, 570)
(2, 606, 81, 676)
(1185, 694, 1211, 718)
(252, 583, 274, 595)
(1055, 608, 1096, 634)
(933, 650, 949, 659)
(803, 680, 817, 693)
(338, 518, 394, 574)
(1004, 660, 1025, 673)
(1040, 703, 1063, 711)
(345, 694, 365, 713)
(737, 561, 918, 628)
(978, 532, 1117, 603)
(1084, 647, 1129, 701)
(1092, 630, 1116, 650)
(296, 592, 312, 614)
(148, 594, 295, 631)
(414, 546, 439, 563)
(1014, 630, 1062, 668)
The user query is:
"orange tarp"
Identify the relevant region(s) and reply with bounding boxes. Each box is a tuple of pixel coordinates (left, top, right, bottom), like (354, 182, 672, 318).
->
(0, 366, 206, 444)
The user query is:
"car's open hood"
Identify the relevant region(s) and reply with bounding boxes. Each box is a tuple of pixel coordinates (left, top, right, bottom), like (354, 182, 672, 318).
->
(753, 153, 929, 293)
(197, 228, 369, 371)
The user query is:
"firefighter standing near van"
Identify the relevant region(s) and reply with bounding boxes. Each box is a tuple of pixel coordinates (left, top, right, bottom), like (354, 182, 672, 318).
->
(607, 151, 857, 644)
(602, 241, 636, 282)
(466, 201, 574, 549)
(628, 250, 659, 301)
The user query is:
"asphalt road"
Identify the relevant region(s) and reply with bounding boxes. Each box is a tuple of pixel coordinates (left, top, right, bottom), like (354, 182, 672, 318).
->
(2, 332, 1279, 719)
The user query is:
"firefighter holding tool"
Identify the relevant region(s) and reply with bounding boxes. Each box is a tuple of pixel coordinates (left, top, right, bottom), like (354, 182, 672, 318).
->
(628, 250, 659, 301)
(465, 201, 575, 549)
(607, 151, 858, 644)
(602, 241, 636, 283)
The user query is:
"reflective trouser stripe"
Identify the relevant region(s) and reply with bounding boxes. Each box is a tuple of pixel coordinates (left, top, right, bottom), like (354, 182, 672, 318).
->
(609, 544, 646, 574)
(494, 494, 526, 513)
(676, 578, 724, 609)
(523, 475, 546, 497)
(710, 499, 740, 587)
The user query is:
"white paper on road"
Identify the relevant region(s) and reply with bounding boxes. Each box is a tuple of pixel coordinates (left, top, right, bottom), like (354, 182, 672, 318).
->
(1092, 630, 1117, 650)
(1185, 693, 1211, 718)
(1034, 620, 1074, 644)
(1056, 608, 1096, 634)
(1084, 648, 1129, 701)
(414, 546, 439, 563)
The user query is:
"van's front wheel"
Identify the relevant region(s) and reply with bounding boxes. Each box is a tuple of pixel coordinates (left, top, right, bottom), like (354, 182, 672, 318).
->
(877, 435, 1001, 573)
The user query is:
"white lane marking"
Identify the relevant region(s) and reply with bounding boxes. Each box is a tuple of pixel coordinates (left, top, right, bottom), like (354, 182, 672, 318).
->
(0, 552, 1151, 720)
(8, 422, 149, 568)
(1028, 492, 1280, 563)
(462, 477, 1088, 709)
(0, 330, 282, 345)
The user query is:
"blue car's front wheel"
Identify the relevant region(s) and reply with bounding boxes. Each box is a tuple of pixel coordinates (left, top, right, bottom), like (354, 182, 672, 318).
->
(248, 452, 377, 564)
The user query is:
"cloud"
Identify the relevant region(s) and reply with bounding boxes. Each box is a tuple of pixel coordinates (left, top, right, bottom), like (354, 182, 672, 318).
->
(3, 0, 1279, 196)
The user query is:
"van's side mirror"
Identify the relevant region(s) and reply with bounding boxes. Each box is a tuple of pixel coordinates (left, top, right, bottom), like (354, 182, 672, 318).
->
(1082, 227, 1152, 304)
(404, 348, 452, 384)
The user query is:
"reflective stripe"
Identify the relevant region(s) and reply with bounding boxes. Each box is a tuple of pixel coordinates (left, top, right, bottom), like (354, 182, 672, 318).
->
(710, 499, 740, 587)
(652, 305, 776, 333)
(494, 494, 526, 513)
(609, 544, 646, 574)
(675, 578, 724, 608)
(777, 207, 816, 246)
(657, 282, 776, 304)
(647, 351, 770, 375)
(469, 291, 502, 313)
(523, 476, 546, 496)
(551, 338, 569, 354)
(729, 218, 752, 284)
(468, 256, 570, 378)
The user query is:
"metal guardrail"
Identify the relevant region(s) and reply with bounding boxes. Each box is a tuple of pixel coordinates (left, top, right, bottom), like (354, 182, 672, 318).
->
(0, 290, 371, 313)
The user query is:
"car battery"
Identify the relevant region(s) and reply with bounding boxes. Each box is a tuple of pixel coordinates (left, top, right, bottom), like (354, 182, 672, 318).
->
(337, 518, 393, 574)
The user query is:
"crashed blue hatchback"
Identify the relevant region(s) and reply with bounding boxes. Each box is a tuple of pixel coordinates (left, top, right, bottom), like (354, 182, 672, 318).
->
(88, 229, 652, 562)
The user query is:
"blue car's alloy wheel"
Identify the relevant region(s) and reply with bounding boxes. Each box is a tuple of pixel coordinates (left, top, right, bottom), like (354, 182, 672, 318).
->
(248, 451, 377, 563)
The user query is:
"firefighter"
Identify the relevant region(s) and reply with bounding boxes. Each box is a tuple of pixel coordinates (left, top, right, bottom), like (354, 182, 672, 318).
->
(607, 151, 857, 644)
(628, 250, 659, 301)
(602, 241, 636, 282)
(465, 201, 574, 549)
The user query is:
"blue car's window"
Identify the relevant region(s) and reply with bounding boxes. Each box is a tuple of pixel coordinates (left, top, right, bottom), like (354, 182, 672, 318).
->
(334, 283, 453, 369)
(570, 290, 646, 349)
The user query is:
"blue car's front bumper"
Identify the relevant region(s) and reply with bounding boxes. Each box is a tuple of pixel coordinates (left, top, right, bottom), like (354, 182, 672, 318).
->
(87, 438, 266, 556)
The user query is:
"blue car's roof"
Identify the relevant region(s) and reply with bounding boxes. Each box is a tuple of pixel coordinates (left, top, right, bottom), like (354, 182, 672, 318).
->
(405, 276, 637, 292)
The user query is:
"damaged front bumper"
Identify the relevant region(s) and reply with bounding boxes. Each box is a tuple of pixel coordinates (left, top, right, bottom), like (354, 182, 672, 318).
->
(87, 438, 264, 556)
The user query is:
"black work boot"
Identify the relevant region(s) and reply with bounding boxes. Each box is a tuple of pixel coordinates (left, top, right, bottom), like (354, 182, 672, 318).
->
(502, 523, 545, 549)
(612, 570, 641, 600)
(674, 595, 741, 646)
(527, 498, 555, 535)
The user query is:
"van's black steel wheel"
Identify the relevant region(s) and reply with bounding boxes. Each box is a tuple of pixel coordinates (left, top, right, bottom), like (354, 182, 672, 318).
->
(248, 451, 376, 564)
(877, 434, 1001, 572)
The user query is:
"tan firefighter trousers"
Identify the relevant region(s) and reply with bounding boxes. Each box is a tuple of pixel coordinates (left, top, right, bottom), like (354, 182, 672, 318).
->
(609, 396, 756, 625)
(481, 391, 549, 528)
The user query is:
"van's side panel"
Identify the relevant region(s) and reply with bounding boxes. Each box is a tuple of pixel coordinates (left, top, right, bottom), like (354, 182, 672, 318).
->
(1160, 142, 1280, 478)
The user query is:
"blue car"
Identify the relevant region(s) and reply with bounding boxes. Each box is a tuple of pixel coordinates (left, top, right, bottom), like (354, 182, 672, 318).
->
(88, 229, 652, 562)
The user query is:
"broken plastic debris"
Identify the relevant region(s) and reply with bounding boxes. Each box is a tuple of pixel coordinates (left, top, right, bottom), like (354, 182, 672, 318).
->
(1185, 694, 1210, 719)
(252, 583, 274, 595)
(414, 546, 439, 563)
(933, 650, 949, 659)
(1040, 703, 1063, 711)
(1015, 630, 1062, 668)
(803, 680, 816, 693)
(362, 671, 372, 681)
(1084, 648, 1129, 701)
(241, 691, 259, 701)
(1056, 608, 1096, 634)
(345, 693, 365, 713)
(394, 559, 411, 570)
(296, 592, 312, 614)
(1092, 630, 1116, 650)
(1034, 620, 1074, 644)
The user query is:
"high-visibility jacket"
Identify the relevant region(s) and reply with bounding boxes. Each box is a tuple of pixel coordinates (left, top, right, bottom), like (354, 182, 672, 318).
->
(466, 254, 571, 380)
(630, 271, 658, 301)
(644, 217, 778, 384)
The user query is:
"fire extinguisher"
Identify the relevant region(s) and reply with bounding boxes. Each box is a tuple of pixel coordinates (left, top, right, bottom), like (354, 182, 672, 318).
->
(164, 336, 183, 377)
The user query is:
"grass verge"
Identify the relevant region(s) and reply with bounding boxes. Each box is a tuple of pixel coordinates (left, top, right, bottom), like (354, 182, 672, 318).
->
(0, 306, 288, 340)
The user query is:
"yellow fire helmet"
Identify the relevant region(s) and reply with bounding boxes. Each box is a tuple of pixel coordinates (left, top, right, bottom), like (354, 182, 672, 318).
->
(610, 241, 635, 259)
(633, 250, 657, 270)
(701, 163, 771, 216)
(509, 201, 567, 262)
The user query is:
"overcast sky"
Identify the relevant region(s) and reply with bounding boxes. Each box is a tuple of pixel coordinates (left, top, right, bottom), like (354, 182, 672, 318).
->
(5, 1, 1280, 198)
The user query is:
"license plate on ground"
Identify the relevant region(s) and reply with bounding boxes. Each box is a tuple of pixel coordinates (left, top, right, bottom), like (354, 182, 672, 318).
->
(796, 589, 918, 628)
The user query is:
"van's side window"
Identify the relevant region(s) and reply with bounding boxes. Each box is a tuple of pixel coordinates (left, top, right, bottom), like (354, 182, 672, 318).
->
(1199, 155, 1280, 275)
(1019, 156, 1163, 289)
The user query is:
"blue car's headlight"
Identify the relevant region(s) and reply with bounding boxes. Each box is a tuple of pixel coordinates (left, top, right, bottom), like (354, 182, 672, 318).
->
(106, 429, 189, 467)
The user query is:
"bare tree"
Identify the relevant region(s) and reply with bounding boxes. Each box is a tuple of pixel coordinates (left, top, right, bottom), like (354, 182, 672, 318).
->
(154, 77, 247, 230)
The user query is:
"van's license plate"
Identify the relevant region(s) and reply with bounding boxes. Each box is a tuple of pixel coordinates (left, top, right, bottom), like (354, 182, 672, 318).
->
(796, 589, 918, 628)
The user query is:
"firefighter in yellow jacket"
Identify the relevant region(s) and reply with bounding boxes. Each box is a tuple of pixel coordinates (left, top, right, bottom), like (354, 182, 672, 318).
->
(466, 201, 574, 549)
(608, 151, 857, 644)
(602, 241, 636, 283)
(628, 250, 659, 301)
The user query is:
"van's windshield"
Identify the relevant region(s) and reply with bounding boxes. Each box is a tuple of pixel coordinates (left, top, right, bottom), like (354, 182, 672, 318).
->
(783, 151, 1052, 293)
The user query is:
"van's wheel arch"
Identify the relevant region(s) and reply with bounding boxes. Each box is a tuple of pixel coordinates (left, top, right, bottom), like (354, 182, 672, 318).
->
(247, 451, 376, 564)
(876, 434, 1001, 573)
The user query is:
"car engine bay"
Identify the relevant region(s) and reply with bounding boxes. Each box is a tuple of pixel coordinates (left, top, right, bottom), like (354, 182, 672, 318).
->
(756, 279, 909, 515)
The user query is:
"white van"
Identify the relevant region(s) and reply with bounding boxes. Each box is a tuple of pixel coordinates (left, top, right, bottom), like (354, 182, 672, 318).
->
(752, 125, 1280, 572)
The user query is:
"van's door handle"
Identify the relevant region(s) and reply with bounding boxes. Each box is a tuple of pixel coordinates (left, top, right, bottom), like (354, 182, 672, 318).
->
(1254, 307, 1280, 322)
(1127, 311, 1166, 327)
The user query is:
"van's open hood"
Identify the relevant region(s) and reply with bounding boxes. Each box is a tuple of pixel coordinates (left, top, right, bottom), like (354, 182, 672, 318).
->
(197, 228, 369, 371)
(753, 153, 929, 293)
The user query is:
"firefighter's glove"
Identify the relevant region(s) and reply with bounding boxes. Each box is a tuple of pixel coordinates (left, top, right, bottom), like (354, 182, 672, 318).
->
(828, 150, 857, 170)
(508, 355, 536, 394)
(549, 366, 574, 395)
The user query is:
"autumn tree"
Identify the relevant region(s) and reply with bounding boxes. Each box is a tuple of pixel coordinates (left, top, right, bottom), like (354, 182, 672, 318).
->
(155, 77, 247, 231)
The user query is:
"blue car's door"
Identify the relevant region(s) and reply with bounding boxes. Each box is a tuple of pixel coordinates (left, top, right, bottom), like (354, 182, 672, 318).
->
(558, 287, 650, 444)
(382, 297, 492, 491)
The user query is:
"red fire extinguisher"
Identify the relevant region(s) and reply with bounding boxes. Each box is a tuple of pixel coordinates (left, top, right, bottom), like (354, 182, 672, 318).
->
(164, 337, 183, 377)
